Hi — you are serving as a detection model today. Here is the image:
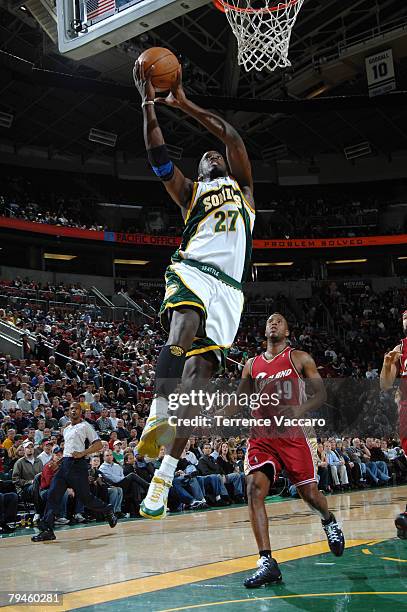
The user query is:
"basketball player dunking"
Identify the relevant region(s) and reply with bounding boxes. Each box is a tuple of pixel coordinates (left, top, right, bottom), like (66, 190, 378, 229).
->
(133, 62, 255, 519)
(380, 309, 407, 539)
(223, 313, 345, 587)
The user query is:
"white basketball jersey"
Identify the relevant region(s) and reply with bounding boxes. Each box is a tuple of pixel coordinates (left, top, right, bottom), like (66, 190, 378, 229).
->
(172, 176, 255, 283)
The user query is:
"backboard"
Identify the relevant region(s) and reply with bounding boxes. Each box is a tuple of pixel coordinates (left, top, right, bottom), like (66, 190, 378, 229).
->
(56, 0, 208, 59)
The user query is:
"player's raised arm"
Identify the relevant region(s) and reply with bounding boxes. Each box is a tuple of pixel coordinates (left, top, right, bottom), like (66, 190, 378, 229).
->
(133, 61, 194, 210)
(155, 67, 254, 201)
(380, 345, 402, 391)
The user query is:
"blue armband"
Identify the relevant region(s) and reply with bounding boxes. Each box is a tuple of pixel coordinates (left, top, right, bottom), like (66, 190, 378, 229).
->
(147, 145, 175, 181)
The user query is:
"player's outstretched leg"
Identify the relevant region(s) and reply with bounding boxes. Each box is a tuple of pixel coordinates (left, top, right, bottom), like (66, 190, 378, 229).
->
(140, 352, 215, 520)
(244, 470, 283, 588)
(298, 482, 345, 556)
(395, 507, 407, 539)
(137, 308, 200, 459)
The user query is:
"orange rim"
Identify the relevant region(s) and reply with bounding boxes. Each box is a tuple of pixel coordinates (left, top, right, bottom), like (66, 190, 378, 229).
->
(213, 0, 300, 14)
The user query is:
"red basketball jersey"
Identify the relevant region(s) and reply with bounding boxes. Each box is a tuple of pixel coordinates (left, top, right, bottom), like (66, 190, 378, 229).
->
(250, 346, 306, 416)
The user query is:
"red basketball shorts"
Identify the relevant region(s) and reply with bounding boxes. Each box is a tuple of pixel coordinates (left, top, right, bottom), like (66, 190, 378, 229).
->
(244, 435, 318, 487)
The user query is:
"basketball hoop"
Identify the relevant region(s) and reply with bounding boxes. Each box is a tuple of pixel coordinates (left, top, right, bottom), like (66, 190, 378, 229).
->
(213, 0, 305, 73)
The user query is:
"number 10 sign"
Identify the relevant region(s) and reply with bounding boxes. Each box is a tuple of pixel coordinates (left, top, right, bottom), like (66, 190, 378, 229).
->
(365, 48, 396, 98)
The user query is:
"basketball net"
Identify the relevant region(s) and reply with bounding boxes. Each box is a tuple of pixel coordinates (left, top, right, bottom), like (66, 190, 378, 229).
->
(213, 0, 305, 73)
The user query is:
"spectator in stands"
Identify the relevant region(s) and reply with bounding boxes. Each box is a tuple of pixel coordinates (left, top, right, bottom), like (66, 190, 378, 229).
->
(0, 489, 18, 532)
(216, 442, 245, 503)
(365, 438, 390, 483)
(34, 419, 47, 444)
(58, 407, 71, 428)
(44, 408, 59, 430)
(197, 443, 231, 505)
(12, 409, 30, 434)
(37, 439, 54, 466)
(88, 455, 123, 518)
(324, 441, 349, 490)
(112, 440, 124, 464)
(12, 439, 43, 521)
(316, 443, 331, 493)
(1, 389, 17, 414)
(99, 449, 148, 517)
(97, 408, 112, 433)
(17, 391, 32, 413)
(116, 419, 130, 442)
(2, 428, 16, 451)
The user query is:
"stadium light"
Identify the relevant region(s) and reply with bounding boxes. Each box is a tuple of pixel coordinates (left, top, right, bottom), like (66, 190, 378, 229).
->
(0, 111, 14, 129)
(89, 128, 117, 147)
(253, 262, 293, 267)
(43, 253, 77, 260)
(113, 259, 149, 265)
(326, 259, 367, 264)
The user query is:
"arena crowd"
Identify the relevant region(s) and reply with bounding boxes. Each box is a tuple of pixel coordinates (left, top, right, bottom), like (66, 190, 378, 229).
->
(0, 276, 404, 532)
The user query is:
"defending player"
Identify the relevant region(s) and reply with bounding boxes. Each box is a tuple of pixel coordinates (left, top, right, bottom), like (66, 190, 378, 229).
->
(224, 313, 345, 587)
(133, 62, 255, 519)
(380, 309, 407, 539)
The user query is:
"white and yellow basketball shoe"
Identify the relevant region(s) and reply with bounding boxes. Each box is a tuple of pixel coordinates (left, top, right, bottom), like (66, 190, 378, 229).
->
(139, 471, 172, 520)
(136, 397, 176, 459)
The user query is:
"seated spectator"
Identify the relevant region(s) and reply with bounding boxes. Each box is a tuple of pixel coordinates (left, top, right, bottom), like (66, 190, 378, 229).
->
(88, 455, 123, 518)
(12, 409, 31, 434)
(109, 409, 119, 430)
(91, 393, 105, 415)
(1, 389, 17, 414)
(116, 419, 131, 441)
(12, 439, 43, 521)
(97, 408, 112, 433)
(34, 418, 47, 445)
(235, 447, 245, 473)
(112, 440, 124, 464)
(37, 439, 54, 466)
(99, 449, 148, 517)
(316, 443, 331, 493)
(342, 439, 366, 488)
(6, 443, 25, 473)
(197, 443, 231, 505)
(18, 392, 32, 414)
(58, 407, 71, 428)
(2, 428, 16, 451)
(0, 489, 18, 533)
(216, 442, 245, 503)
(132, 453, 155, 482)
(366, 438, 391, 482)
(44, 408, 59, 430)
(324, 441, 349, 490)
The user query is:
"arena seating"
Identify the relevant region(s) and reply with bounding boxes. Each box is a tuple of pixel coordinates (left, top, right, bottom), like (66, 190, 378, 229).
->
(0, 275, 405, 530)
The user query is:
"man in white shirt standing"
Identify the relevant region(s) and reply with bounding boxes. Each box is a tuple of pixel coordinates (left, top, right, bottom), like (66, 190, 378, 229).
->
(32, 402, 118, 542)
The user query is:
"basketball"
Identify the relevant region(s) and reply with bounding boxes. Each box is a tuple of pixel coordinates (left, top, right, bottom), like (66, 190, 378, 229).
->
(137, 47, 179, 92)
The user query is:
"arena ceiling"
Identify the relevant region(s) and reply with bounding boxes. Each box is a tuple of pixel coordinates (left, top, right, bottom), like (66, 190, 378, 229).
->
(0, 0, 407, 163)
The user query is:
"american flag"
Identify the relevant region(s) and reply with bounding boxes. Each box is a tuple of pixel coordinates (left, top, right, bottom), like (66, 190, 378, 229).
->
(86, 0, 116, 21)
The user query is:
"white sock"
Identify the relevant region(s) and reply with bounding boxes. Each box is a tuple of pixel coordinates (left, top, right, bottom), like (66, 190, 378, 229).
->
(157, 454, 178, 480)
(148, 396, 169, 420)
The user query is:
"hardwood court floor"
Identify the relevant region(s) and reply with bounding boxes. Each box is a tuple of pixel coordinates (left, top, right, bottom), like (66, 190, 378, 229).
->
(1, 485, 407, 611)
